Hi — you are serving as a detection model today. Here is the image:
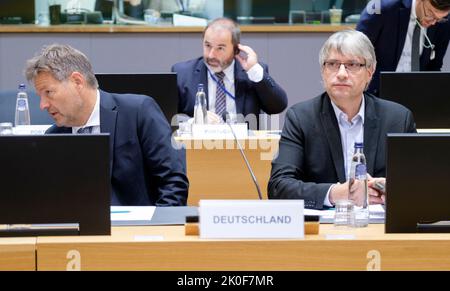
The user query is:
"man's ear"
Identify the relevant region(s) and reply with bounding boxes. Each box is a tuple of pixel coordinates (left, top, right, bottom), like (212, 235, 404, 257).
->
(70, 71, 85, 88)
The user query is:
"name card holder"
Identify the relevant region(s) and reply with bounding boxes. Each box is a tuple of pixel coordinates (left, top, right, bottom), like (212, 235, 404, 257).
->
(191, 123, 248, 139)
(199, 200, 305, 239)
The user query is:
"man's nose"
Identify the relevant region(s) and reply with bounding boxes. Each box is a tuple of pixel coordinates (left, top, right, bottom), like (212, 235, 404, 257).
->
(208, 48, 217, 59)
(336, 64, 349, 79)
(40, 98, 49, 110)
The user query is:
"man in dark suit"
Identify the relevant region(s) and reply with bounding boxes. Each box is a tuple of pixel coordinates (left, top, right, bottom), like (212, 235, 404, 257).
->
(172, 17, 288, 129)
(357, 0, 450, 95)
(268, 30, 417, 209)
(25, 44, 188, 206)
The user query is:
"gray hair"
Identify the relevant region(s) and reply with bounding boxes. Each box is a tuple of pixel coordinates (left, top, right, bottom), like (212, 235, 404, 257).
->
(25, 44, 98, 88)
(203, 17, 241, 49)
(319, 30, 376, 71)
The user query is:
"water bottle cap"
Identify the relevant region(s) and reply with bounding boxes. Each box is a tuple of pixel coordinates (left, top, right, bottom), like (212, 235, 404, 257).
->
(197, 83, 204, 89)
(18, 84, 26, 90)
(354, 142, 364, 148)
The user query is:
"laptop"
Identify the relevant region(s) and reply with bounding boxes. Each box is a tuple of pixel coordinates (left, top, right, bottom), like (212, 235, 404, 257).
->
(385, 133, 450, 233)
(0, 134, 111, 236)
(379, 72, 450, 129)
(96, 73, 179, 126)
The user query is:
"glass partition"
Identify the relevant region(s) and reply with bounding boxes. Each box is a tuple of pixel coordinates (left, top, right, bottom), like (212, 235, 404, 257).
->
(24, 0, 369, 25)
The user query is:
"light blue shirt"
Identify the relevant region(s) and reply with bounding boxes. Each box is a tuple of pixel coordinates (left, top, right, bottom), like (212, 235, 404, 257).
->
(323, 96, 365, 207)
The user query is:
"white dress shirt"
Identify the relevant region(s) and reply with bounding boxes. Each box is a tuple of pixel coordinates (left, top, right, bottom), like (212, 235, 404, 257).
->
(396, 0, 426, 72)
(323, 96, 365, 207)
(72, 90, 101, 134)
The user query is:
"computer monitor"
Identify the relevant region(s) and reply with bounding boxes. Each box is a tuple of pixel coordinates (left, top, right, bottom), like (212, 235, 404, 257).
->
(385, 133, 450, 233)
(341, 0, 368, 20)
(379, 72, 450, 129)
(0, 0, 35, 24)
(96, 73, 178, 126)
(0, 134, 111, 236)
(224, 0, 290, 23)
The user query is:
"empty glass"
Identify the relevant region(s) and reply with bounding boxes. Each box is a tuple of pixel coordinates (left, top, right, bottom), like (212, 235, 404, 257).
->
(334, 199, 354, 227)
(0, 122, 13, 135)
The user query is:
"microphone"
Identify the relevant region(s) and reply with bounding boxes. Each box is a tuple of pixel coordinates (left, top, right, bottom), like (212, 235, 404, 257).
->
(222, 111, 263, 200)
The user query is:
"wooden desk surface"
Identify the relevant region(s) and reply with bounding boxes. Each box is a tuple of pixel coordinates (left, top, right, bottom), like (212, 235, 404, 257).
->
(0, 237, 37, 271)
(36, 224, 450, 270)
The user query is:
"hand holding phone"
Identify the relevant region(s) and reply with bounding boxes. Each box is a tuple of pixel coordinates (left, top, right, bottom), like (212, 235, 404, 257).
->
(235, 44, 257, 71)
(373, 181, 385, 193)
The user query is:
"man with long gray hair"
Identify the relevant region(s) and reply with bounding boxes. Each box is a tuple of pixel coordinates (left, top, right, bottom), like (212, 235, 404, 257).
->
(25, 44, 189, 206)
(268, 30, 417, 209)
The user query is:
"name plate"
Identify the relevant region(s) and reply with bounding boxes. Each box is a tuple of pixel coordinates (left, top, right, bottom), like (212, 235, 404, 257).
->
(191, 123, 248, 139)
(13, 125, 52, 135)
(199, 200, 304, 239)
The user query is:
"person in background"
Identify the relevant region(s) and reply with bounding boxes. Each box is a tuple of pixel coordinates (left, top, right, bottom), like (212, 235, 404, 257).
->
(25, 43, 189, 206)
(171, 17, 288, 129)
(268, 30, 417, 209)
(95, 0, 197, 19)
(357, 0, 450, 95)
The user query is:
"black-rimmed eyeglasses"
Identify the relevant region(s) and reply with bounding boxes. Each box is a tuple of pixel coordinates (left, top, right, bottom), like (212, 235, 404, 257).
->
(323, 61, 367, 73)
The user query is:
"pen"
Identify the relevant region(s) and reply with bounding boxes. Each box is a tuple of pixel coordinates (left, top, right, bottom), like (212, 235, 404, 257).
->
(111, 210, 131, 214)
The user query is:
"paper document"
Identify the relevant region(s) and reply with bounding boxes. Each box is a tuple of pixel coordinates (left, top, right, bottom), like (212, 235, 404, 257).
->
(111, 206, 156, 222)
(173, 14, 207, 26)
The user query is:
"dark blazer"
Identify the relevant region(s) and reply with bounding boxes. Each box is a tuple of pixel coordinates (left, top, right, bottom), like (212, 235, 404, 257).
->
(356, 0, 450, 95)
(171, 57, 288, 128)
(268, 93, 417, 209)
(46, 90, 189, 206)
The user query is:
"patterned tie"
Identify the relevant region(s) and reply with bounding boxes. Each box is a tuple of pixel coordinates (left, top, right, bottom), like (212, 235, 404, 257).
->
(411, 22, 421, 71)
(77, 126, 93, 134)
(215, 71, 227, 118)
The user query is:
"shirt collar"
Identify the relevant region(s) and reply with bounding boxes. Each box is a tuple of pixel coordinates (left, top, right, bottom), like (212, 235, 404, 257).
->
(330, 95, 365, 125)
(73, 90, 101, 132)
(411, 0, 418, 21)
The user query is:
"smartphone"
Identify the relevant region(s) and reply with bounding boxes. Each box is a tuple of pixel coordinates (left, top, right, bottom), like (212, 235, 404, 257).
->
(372, 181, 385, 193)
(234, 45, 248, 60)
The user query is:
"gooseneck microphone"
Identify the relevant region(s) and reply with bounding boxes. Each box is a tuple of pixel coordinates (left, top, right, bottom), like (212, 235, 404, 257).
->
(222, 112, 263, 200)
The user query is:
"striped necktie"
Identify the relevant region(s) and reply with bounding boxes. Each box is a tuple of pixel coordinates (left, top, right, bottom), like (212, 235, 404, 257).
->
(215, 71, 226, 118)
(77, 126, 93, 134)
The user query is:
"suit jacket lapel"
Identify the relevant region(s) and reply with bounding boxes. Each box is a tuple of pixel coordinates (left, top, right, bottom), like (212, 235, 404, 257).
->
(234, 61, 246, 115)
(320, 94, 346, 182)
(196, 60, 210, 109)
(99, 90, 118, 178)
(363, 94, 380, 175)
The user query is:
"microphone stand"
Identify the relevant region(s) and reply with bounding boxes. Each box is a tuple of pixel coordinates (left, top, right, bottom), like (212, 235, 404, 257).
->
(223, 113, 263, 200)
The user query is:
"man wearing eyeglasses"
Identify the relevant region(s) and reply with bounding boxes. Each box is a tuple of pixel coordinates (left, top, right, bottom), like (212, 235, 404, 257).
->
(357, 0, 450, 95)
(268, 30, 416, 209)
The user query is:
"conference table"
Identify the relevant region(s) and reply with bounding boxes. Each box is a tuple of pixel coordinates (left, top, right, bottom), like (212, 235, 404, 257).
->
(0, 237, 36, 271)
(33, 224, 450, 271)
